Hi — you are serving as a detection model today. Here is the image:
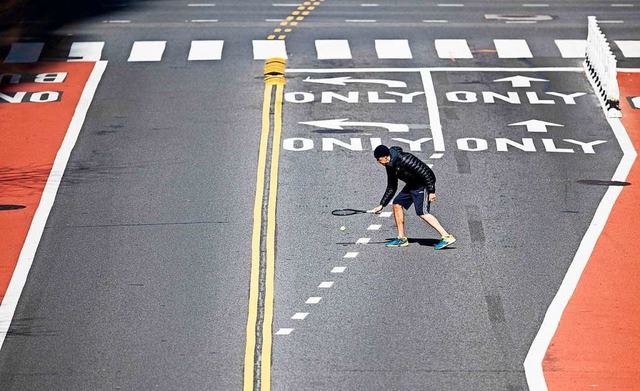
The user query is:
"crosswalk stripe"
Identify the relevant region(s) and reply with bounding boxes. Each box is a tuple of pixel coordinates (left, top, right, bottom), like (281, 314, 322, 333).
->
(188, 40, 224, 60)
(68, 42, 105, 62)
(435, 39, 473, 59)
(128, 41, 166, 62)
(615, 40, 640, 58)
(375, 39, 413, 59)
(315, 40, 352, 60)
(4, 43, 44, 63)
(554, 40, 586, 58)
(6, 38, 640, 63)
(494, 39, 533, 58)
(252, 40, 288, 60)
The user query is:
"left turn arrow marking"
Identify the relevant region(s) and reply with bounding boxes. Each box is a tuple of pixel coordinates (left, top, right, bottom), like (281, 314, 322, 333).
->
(299, 118, 410, 132)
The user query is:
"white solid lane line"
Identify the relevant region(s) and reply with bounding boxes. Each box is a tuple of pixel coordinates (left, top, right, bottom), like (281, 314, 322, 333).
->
(0, 61, 108, 352)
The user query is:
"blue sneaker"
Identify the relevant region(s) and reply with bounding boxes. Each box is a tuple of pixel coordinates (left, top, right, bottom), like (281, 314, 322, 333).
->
(435, 234, 456, 250)
(386, 237, 409, 248)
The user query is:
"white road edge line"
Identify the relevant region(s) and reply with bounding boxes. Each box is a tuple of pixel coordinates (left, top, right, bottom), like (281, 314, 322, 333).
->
(420, 70, 445, 152)
(523, 117, 637, 390)
(0, 61, 108, 353)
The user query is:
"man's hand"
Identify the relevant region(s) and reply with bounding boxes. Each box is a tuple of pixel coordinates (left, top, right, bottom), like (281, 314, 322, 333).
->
(369, 205, 383, 214)
(428, 193, 436, 202)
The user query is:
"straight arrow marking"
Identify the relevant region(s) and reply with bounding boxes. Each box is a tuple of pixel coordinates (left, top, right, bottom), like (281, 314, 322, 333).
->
(494, 75, 548, 88)
(509, 119, 564, 133)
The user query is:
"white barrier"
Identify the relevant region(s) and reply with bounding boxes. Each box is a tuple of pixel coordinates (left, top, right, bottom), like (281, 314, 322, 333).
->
(584, 16, 622, 118)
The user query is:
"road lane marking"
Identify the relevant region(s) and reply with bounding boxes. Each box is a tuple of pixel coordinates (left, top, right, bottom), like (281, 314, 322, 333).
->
(315, 40, 352, 60)
(615, 41, 640, 58)
(435, 39, 473, 59)
(275, 328, 293, 335)
(422, 20, 448, 23)
(4, 42, 43, 63)
(127, 41, 166, 62)
(244, 58, 285, 391)
(318, 281, 334, 288)
(356, 238, 371, 244)
(379, 212, 392, 217)
(494, 39, 533, 58)
(524, 117, 636, 390)
(420, 70, 445, 151)
(188, 40, 223, 61)
(367, 224, 382, 230)
(188, 3, 215, 5)
(253, 40, 288, 59)
(68, 42, 105, 62)
(292, 312, 309, 319)
(375, 40, 412, 59)
(331, 267, 347, 273)
(0, 61, 108, 352)
(260, 81, 284, 391)
(344, 252, 359, 258)
(554, 40, 586, 58)
(306, 297, 322, 304)
(346, 19, 377, 23)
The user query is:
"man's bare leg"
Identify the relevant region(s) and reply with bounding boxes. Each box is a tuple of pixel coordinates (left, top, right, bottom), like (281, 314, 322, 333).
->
(420, 214, 448, 237)
(393, 203, 407, 238)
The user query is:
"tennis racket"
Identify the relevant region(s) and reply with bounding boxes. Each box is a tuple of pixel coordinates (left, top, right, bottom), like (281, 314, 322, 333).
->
(331, 208, 376, 216)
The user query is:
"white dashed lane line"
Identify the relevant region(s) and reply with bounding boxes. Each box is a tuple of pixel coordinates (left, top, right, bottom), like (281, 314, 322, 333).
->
(277, 210, 392, 336)
(368, 224, 382, 230)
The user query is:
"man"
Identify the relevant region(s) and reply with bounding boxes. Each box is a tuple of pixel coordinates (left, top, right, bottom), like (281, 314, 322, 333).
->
(370, 145, 456, 249)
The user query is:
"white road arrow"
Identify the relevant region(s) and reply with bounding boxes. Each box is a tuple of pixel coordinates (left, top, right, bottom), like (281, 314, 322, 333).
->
(508, 119, 564, 133)
(303, 76, 407, 88)
(299, 118, 409, 132)
(494, 75, 548, 88)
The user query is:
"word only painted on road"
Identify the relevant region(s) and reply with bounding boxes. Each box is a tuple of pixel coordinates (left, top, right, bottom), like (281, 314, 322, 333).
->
(282, 137, 606, 154)
(285, 91, 425, 104)
(446, 91, 586, 105)
(0, 72, 67, 104)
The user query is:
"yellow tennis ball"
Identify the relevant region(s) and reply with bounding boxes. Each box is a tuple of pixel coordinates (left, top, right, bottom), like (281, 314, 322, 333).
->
(340, 226, 346, 231)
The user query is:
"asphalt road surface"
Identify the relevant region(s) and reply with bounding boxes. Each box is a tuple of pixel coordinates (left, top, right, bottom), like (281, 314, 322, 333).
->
(0, 1, 639, 390)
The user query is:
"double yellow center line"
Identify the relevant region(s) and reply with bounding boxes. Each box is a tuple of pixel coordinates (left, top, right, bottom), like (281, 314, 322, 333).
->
(243, 58, 286, 391)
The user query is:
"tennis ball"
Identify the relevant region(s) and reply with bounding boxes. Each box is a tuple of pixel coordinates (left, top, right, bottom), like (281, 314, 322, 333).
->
(340, 226, 346, 231)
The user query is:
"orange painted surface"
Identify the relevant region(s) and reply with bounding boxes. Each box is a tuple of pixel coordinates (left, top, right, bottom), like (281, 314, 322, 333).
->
(0, 62, 95, 303)
(543, 73, 640, 389)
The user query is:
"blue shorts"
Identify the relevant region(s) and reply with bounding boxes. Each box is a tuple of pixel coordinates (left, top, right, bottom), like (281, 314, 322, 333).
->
(393, 185, 431, 216)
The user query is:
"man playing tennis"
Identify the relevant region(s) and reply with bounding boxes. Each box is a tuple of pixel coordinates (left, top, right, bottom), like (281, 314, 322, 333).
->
(370, 145, 456, 249)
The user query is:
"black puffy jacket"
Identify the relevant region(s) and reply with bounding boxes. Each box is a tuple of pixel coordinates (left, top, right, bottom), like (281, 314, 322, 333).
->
(379, 146, 436, 207)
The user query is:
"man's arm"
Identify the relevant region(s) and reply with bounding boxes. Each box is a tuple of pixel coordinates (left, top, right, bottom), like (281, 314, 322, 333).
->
(379, 166, 398, 207)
